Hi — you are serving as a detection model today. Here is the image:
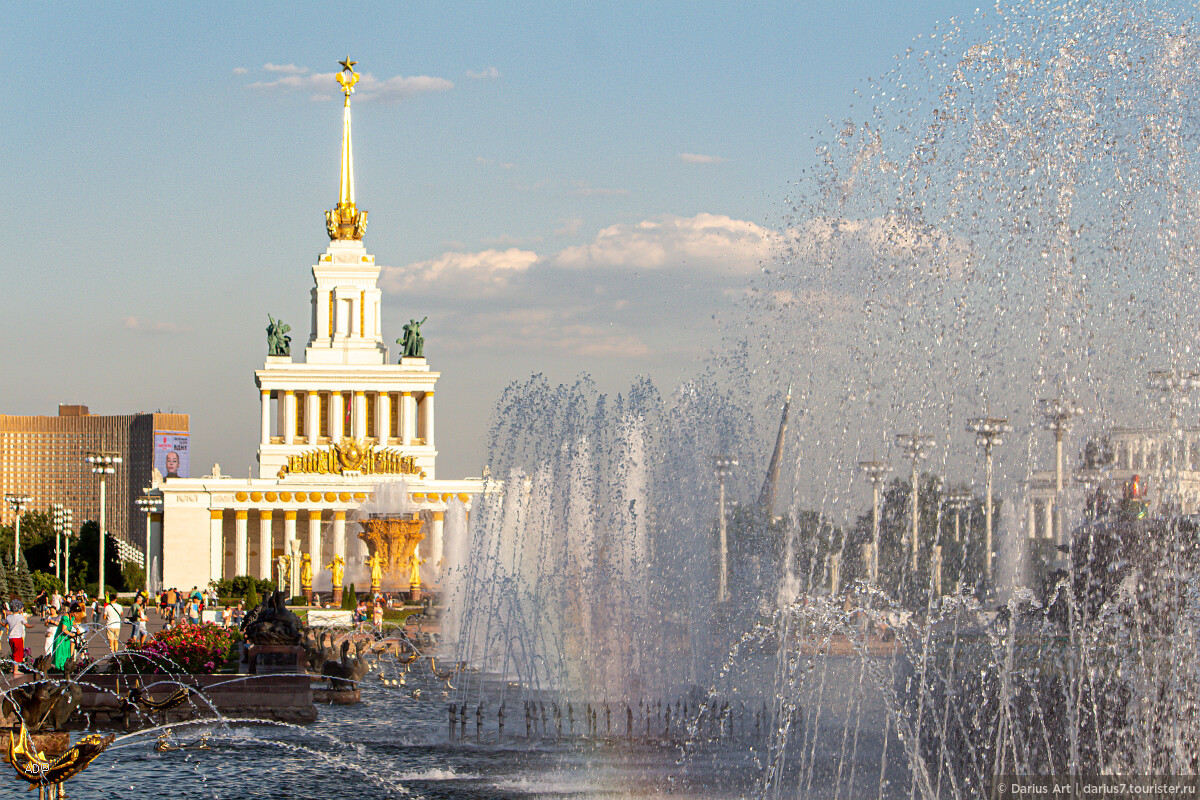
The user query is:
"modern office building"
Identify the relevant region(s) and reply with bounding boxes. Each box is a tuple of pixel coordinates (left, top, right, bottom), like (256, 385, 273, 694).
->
(0, 405, 189, 552)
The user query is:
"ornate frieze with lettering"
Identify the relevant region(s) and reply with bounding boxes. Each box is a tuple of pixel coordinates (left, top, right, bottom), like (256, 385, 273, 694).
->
(278, 437, 422, 479)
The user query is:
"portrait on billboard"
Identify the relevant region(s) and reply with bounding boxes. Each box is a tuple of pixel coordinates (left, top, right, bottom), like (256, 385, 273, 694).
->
(155, 432, 190, 479)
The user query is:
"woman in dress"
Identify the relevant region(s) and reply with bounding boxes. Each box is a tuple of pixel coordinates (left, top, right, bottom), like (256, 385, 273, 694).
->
(52, 603, 78, 672)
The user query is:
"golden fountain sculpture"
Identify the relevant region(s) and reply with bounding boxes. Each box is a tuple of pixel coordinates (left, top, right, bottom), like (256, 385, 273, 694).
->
(359, 514, 425, 599)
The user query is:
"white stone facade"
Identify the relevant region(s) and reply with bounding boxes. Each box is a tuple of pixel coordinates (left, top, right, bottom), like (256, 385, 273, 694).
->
(150, 77, 482, 594)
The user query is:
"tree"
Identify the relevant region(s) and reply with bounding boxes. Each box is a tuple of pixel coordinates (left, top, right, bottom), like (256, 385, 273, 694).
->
(69, 521, 125, 593)
(862, 473, 992, 607)
(0, 510, 55, 568)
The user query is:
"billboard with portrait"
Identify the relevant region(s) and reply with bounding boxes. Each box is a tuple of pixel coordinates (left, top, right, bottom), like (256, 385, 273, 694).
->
(154, 431, 190, 479)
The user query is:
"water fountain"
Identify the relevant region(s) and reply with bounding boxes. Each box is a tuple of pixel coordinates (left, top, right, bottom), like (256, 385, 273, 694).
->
(10, 2, 1200, 796)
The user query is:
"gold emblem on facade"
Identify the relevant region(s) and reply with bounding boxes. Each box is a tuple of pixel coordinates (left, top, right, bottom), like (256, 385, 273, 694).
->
(277, 437, 421, 478)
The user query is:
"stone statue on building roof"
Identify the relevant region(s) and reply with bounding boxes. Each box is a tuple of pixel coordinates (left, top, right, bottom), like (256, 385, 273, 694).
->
(266, 315, 292, 357)
(398, 317, 427, 359)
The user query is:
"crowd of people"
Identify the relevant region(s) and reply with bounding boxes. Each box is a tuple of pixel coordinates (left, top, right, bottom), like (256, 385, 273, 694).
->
(1, 585, 251, 676)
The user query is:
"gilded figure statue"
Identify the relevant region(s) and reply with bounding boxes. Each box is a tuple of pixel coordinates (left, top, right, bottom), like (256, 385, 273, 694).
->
(409, 556, 425, 589)
(370, 552, 383, 590)
(328, 555, 345, 589)
(301, 553, 312, 589)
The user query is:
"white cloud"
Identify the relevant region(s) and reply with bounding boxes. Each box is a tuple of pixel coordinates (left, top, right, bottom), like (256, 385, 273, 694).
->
(245, 67, 453, 103)
(232, 67, 249, 75)
(380, 248, 539, 293)
(122, 316, 192, 335)
(466, 66, 501, 80)
(679, 153, 727, 164)
(553, 213, 776, 274)
(263, 63, 309, 74)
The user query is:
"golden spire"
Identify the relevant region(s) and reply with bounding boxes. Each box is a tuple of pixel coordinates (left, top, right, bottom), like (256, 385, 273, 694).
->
(326, 57, 367, 241)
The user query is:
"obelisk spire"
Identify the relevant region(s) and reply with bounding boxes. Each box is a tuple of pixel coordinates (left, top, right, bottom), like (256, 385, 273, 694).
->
(758, 383, 792, 519)
(325, 57, 368, 241)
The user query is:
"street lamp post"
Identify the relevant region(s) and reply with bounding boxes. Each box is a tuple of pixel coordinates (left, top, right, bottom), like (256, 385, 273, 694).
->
(62, 509, 74, 594)
(944, 489, 974, 594)
(712, 455, 739, 603)
(85, 451, 122, 595)
(894, 433, 936, 572)
(1036, 399, 1084, 547)
(5, 492, 33, 559)
(857, 459, 892, 582)
(944, 489, 973, 543)
(135, 495, 162, 597)
(966, 416, 1013, 582)
(51, 504, 64, 580)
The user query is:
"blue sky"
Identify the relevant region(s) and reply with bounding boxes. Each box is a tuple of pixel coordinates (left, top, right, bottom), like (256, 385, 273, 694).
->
(2, 1, 987, 479)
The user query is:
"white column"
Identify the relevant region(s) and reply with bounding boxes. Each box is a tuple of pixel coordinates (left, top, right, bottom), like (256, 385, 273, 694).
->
(376, 392, 391, 442)
(209, 510, 224, 582)
(1043, 501, 1054, 542)
(332, 511, 347, 582)
(315, 287, 329, 341)
(149, 513, 162, 595)
(283, 391, 296, 445)
(353, 391, 367, 439)
(284, 509, 297, 558)
(1027, 501, 1036, 540)
(402, 392, 415, 444)
(260, 390, 271, 445)
(235, 510, 249, 576)
(259, 511, 274, 580)
(307, 511, 323, 566)
(331, 392, 345, 440)
(422, 391, 435, 448)
(306, 392, 320, 443)
(288, 538, 301, 597)
(431, 511, 445, 577)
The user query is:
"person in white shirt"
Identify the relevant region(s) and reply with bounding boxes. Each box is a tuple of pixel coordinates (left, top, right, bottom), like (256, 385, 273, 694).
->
(6, 602, 27, 675)
(103, 597, 124, 652)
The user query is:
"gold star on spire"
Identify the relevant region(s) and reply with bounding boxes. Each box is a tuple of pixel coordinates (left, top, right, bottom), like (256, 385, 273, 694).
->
(338, 56, 357, 73)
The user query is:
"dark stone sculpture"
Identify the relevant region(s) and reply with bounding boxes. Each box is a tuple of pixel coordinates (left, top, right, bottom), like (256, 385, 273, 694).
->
(266, 314, 291, 357)
(241, 591, 303, 646)
(321, 639, 368, 690)
(397, 316, 427, 359)
(2, 680, 82, 732)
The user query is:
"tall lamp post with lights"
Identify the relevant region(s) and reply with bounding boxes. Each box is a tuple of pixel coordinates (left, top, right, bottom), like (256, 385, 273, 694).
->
(712, 455, 739, 602)
(894, 433, 936, 572)
(135, 495, 162, 597)
(1036, 399, 1084, 546)
(857, 459, 892, 582)
(966, 416, 1012, 582)
(5, 492, 33, 560)
(85, 451, 122, 595)
(51, 504, 65, 580)
(61, 508, 75, 594)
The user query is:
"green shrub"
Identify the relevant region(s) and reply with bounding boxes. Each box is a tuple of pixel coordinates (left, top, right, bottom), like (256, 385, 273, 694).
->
(342, 583, 356, 610)
(244, 583, 260, 611)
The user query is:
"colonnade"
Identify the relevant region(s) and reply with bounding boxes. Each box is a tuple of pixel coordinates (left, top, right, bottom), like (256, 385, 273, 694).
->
(207, 505, 448, 584)
(1113, 435, 1200, 473)
(259, 389, 434, 448)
